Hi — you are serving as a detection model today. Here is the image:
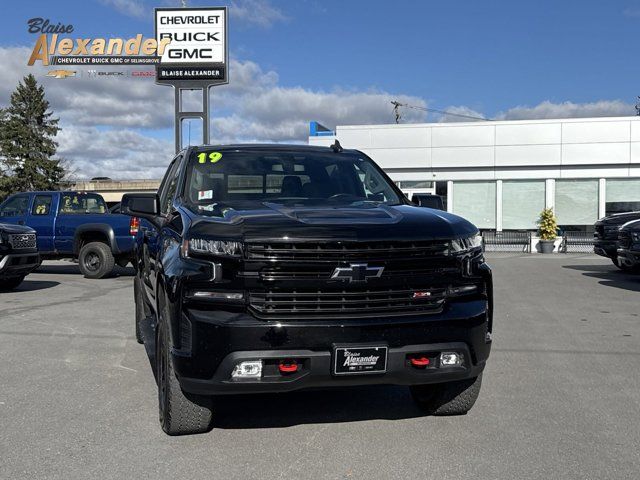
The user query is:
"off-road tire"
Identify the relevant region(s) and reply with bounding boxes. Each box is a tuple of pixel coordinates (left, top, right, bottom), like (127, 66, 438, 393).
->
(0, 276, 25, 291)
(78, 242, 115, 279)
(612, 257, 634, 272)
(134, 276, 145, 344)
(157, 314, 213, 436)
(410, 374, 483, 415)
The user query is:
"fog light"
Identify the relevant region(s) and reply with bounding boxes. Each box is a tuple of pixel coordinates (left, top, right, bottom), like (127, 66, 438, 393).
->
(231, 360, 262, 379)
(440, 352, 464, 367)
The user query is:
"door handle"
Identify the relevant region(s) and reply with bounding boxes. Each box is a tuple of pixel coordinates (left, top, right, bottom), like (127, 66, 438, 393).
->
(17, 220, 25, 225)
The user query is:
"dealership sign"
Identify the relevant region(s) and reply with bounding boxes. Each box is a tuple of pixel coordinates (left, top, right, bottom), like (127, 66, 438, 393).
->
(26, 18, 168, 66)
(155, 7, 228, 84)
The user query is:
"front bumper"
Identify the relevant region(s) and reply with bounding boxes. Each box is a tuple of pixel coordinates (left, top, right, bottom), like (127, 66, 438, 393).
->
(594, 240, 617, 258)
(0, 252, 40, 279)
(617, 247, 640, 268)
(173, 298, 491, 395)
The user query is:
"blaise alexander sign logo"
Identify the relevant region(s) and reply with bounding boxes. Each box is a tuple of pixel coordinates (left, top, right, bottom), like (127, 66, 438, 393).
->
(26, 17, 170, 66)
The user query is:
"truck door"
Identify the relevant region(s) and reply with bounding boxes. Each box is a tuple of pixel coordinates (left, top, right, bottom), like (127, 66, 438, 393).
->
(143, 154, 183, 302)
(27, 193, 56, 253)
(0, 194, 30, 226)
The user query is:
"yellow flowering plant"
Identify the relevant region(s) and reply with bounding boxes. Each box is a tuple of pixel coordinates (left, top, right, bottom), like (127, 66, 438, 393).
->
(537, 208, 558, 240)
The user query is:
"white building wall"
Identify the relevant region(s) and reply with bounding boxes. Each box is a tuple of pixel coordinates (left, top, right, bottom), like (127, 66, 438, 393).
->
(314, 116, 640, 181)
(309, 116, 640, 231)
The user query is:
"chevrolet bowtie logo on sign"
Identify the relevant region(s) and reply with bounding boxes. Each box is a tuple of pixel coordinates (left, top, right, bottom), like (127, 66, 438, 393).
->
(331, 264, 385, 283)
(46, 69, 76, 78)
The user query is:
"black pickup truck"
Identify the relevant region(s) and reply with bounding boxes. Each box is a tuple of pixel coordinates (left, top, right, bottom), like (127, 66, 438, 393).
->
(0, 223, 40, 290)
(123, 143, 494, 435)
(594, 211, 640, 270)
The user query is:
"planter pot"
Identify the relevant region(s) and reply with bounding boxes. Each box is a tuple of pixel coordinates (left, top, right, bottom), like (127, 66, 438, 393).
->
(539, 239, 556, 254)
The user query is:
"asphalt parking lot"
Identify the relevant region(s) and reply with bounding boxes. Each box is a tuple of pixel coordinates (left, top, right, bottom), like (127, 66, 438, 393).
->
(1, 254, 639, 479)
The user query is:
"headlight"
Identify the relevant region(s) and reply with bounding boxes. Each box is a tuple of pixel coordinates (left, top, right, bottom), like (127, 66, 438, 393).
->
(632, 232, 640, 242)
(450, 234, 483, 254)
(187, 238, 243, 257)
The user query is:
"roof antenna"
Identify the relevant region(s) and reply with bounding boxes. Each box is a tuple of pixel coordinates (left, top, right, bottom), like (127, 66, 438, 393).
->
(330, 139, 343, 153)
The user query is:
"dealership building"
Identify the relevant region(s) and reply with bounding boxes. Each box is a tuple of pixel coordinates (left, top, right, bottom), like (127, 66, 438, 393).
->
(75, 115, 640, 235)
(309, 116, 640, 232)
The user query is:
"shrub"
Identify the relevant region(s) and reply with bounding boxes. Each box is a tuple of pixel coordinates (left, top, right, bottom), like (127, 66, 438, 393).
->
(537, 208, 558, 240)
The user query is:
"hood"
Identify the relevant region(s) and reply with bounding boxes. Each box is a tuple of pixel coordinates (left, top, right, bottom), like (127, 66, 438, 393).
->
(0, 223, 36, 234)
(186, 202, 478, 242)
(619, 218, 640, 232)
(597, 211, 640, 226)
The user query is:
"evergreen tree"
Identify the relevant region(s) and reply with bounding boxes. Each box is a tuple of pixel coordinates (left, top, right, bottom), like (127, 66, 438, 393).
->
(0, 74, 64, 199)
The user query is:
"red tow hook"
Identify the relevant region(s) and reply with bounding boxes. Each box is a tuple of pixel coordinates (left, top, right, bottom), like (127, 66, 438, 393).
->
(410, 356, 430, 368)
(278, 360, 298, 374)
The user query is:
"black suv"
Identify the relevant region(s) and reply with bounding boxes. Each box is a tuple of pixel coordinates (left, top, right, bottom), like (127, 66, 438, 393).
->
(123, 144, 493, 435)
(594, 211, 640, 270)
(0, 223, 39, 290)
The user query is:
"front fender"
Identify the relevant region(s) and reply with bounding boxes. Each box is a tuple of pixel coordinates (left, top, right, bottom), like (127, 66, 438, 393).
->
(156, 235, 214, 353)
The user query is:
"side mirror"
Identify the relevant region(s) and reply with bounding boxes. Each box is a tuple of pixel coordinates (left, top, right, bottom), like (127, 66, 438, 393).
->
(121, 193, 160, 220)
(412, 194, 445, 211)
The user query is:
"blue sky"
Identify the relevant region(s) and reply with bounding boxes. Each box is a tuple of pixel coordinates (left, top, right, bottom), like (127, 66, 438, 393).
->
(5, 0, 640, 116)
(1, 0, 640, 177)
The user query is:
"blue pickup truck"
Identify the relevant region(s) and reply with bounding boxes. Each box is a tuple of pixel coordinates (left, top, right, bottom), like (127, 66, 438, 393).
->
(0, 191, 138, 279)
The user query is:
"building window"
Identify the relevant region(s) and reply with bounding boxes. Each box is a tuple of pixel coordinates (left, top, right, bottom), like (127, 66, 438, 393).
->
(605, 179, 640, 216)
(452, 181, 496, 229)
(555, 179, 598, 231)
(502, 180, 545, 230)
(398, 180, 434, 189)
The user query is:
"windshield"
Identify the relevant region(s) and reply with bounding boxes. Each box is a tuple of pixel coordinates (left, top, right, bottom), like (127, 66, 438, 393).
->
(183, 149, 402, 213)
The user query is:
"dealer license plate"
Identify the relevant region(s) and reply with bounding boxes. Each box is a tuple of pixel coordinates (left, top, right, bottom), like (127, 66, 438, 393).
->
(333, 346, 388, 375)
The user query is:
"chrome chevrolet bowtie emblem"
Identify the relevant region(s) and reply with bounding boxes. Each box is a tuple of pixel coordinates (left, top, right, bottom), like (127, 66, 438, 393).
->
(331, 263, 384, 283)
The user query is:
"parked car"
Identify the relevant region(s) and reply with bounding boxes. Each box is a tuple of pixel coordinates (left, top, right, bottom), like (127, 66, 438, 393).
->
(616, 219, 640, 270)
(594, 211, 640, 270)
(123, 143, 494, 435)
(0, 191, 138, 279)
(0, 223, 40, 290)
(412, 193, 445, 210)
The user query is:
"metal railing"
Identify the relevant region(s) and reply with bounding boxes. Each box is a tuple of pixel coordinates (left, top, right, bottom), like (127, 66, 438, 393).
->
(559, 232, 595, 253)
(481, 231, 532, 253)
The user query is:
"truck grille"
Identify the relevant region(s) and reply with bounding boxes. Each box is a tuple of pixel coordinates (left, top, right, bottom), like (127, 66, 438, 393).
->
(618, 231, 632, 248)
(249, 287, 447, 319)
(246, 240, 450, 262)
(258, 264, 458, 281)
(8, 233, 37, 250)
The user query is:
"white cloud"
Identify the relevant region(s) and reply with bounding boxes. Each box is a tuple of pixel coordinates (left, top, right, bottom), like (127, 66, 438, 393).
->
(230, 0, 288, 28)
(496, 99, 634, 120)
(56, 126, 173, 179)
(0, 46, 426, 178)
